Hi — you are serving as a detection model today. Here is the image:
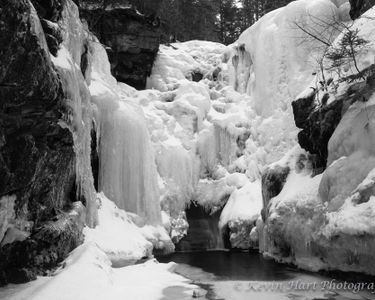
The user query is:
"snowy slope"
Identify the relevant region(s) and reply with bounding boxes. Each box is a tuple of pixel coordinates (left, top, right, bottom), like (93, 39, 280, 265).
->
(0, 244, 197, 300)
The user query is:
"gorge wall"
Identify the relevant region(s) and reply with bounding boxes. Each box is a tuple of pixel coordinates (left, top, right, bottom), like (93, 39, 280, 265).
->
(0, 0, 92, 285)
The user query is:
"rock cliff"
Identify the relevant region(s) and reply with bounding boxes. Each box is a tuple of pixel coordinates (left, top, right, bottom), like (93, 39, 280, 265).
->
(0, 0, 94, 285)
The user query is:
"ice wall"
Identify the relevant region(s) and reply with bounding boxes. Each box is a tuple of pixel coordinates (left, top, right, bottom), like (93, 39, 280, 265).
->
(89, 42, 161, 225)
(54, 0, 163, 227)
(52, 0, 97, 226)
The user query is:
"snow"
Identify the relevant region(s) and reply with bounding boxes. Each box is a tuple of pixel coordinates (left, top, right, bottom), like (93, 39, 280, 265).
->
(327, 101, 375, 165)
(319, 150, 375, 211)
(219, 181, 262, 229)
(0, 191, 187, 299)
(83, 193, 153, 267)
(194, 178, 236, 210)
(0, 243, 196, 300)
(324, 196, 375, 237)
(147, 41, 227, 92)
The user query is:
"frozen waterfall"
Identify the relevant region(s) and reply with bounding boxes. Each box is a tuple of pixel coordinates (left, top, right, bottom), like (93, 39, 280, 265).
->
(89, 42, 161, 225)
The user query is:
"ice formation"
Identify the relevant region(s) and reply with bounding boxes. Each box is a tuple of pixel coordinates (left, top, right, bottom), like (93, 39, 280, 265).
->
(89, 39, 162, 225)
(144, 41, 268, 232)
(51, 0, 98, 226)
(135, 1, 351, 242)
(229, 0, 351, 115)
(50, 0, 169, 257)
(138, 0, 352, 238)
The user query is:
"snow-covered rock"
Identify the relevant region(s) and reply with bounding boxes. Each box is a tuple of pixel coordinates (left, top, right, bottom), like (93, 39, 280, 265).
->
(83, 193, 153, 267)
(259, 5, 375, 275)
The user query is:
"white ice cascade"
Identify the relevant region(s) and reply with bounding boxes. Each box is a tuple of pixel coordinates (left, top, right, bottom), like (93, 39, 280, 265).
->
(229, 0, 351, 116)
(89, 42, 162, 225)
(52, 1, 98, 226)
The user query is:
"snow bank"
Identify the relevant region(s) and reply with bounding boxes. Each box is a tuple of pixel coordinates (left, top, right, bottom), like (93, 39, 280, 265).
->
(324, 196, 375, 237)
(219, 181, 262, 229)
(83, 193, 153, 267)
(0, 243, 196, 300)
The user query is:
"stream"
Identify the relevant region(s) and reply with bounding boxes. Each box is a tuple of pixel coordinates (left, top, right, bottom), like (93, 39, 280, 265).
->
(158, 251, 375, 300)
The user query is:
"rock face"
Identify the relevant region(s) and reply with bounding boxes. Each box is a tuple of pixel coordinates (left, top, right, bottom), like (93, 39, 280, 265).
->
(78, 2, 162, 90)
(292, 93, 344, 171)
(349, 0, 375, 19)
(291, 79, 373, 171)
(0, 0, 89, 285)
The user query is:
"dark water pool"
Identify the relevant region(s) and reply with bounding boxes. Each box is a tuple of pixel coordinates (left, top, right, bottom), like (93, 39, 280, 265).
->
(158, 251, 296, 281)
(157, 251, 375, 300)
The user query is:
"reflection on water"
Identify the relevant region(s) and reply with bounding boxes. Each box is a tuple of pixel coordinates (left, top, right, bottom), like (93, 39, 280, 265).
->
(158, 251, 375, 300)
